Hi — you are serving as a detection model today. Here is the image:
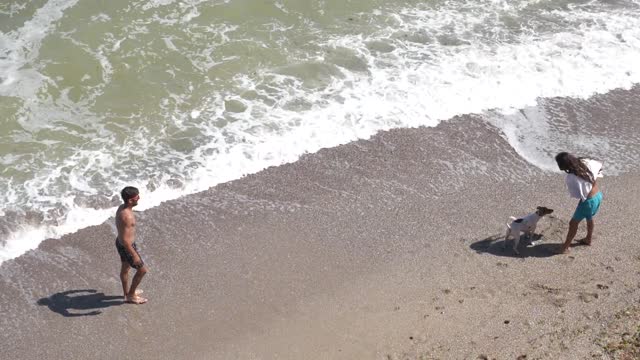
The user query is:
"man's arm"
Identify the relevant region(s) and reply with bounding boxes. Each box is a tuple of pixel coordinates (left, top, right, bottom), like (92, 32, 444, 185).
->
(120, 212, 142, 266)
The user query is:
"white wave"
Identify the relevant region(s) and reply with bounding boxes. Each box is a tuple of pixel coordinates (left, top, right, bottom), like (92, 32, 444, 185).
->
(0, 206, 113, 263)
(2, 0, 640, 264)
(180, 1, 640, 187)
(0, 0, 79, 97)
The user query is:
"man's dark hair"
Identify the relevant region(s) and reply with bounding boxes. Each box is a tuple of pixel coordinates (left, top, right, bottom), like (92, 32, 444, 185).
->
(121, 186, 139, 202)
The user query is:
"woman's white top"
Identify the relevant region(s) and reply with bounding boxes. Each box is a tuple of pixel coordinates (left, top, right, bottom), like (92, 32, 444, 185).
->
(565, 159, 603, 201)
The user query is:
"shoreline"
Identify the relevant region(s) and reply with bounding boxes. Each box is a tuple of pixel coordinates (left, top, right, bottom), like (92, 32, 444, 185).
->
(2, 91, 640, 359)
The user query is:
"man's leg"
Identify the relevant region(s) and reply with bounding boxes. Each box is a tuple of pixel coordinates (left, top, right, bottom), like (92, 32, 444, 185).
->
(126, 266, 148, 303)
(561, 219, 580, 253)
(120, 262, 130, 298)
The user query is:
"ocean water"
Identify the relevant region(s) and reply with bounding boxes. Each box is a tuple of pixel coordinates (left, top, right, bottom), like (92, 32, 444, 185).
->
(1, 0, 640, 263)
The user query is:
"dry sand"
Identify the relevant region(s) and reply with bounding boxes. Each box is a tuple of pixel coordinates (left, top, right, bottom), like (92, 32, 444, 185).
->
(1, 104, 640, 359)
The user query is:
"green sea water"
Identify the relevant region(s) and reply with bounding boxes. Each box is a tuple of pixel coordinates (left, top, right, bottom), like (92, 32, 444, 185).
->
(2, 0, 640, 262)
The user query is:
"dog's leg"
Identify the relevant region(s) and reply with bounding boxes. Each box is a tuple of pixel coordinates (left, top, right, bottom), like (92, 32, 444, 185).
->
(528, 225, 538, 246)
(513, 233, 521, 255)
(524, 230, 531, 243)
(504, 228, 511, 250)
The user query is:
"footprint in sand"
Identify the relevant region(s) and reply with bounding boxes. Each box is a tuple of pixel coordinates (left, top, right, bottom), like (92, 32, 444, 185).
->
(578, 292, 599, 303)
(552, 297, 569, 308)
(408, 333, 427, 344)
(531, 283, 568, 307)
(538, 216, 566, 241)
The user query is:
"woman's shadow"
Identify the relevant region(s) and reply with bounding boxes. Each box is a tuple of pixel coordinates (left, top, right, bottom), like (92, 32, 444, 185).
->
(37, 289, 124, 317)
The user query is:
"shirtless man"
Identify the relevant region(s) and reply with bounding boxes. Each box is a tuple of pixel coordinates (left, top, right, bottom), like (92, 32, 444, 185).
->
(115, 186, 148, 304)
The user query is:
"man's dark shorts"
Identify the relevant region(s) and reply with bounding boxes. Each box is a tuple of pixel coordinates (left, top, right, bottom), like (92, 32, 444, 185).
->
(115, 238, 144, 269)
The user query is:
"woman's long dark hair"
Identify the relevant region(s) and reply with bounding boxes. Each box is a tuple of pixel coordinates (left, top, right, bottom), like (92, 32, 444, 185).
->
(555, 152, 594, 184)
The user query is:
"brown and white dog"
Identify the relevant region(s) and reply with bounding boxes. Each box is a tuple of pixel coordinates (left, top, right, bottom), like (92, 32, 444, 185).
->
(504, 206, 554, 255)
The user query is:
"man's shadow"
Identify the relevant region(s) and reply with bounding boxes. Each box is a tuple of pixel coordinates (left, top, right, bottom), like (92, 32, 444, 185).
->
(37, 289, 124, 317)
(469, 234, 564, 258)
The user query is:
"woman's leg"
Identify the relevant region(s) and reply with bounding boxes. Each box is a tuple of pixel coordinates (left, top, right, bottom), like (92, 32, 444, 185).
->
(584, 192, 602, 245)
(584, 219, 594, 244)
(561, 219, 580, 253)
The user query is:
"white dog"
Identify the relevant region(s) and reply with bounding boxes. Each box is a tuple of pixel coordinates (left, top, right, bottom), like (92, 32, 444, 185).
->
(504, 206, 554, 255)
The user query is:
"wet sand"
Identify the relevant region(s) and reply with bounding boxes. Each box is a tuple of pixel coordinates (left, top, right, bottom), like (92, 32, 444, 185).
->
(2, 90, 640, 359)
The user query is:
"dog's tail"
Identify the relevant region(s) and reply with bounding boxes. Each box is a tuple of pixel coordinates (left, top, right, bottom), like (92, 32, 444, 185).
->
(506, 216, 517, 228)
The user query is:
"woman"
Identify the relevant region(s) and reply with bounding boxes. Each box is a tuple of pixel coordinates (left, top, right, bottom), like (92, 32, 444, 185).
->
(555, 152, 604, 254)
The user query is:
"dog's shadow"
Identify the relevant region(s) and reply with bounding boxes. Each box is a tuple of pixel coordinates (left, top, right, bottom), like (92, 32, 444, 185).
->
(470, 215, 569, 258)
(470, 234, 563, 258)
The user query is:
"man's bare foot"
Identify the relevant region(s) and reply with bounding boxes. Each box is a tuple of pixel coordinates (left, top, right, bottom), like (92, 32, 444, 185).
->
(125, 295, 148, 304)
(122, 289, 143, 300)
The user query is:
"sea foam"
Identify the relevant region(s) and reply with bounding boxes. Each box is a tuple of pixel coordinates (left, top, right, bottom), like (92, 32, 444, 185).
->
(2, 0, 640, 263)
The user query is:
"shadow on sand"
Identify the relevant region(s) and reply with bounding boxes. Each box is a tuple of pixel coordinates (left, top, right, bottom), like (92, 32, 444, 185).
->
(470, 234, 565, 258)
(37, 289, 124, 317)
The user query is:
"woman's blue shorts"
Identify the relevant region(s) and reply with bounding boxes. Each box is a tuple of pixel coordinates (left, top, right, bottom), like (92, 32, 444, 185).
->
(572, 191, 603, 221)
